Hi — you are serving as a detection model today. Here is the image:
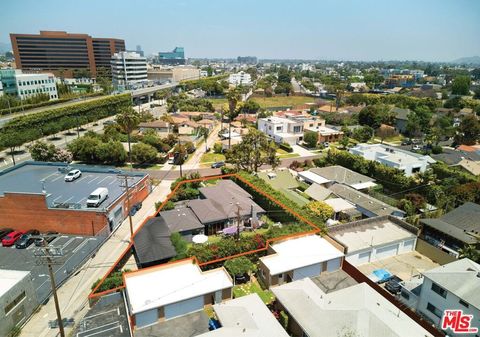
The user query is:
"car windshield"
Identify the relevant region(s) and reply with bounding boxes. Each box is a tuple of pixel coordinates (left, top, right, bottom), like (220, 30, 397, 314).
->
(67, 173, 74, 176)
(88, 195, 100, 200)
(20, 234, 28, 239)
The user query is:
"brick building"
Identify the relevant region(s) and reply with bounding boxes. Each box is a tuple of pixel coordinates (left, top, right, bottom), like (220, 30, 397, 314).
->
(0, 162, 150, 236)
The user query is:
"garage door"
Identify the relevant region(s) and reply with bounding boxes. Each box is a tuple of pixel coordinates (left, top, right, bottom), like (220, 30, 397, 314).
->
(293, 263, 322, 280)
(357, 251, 372, 265)
(327, 258, 341, 272)
(375, 244, 398, 260)
(136, 309, 158, 328)
(403, 239, 415, 252)
(164, 296, 203, 320)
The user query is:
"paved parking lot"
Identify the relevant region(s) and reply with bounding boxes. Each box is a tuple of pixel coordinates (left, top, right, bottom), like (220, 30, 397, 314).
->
(357, 251, 440, 282)
(0, 163, 144, 209)
(0, 234, 104, 303)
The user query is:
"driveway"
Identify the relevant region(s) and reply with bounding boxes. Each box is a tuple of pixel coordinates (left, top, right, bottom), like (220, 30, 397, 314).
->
(291, 144, 317, 157)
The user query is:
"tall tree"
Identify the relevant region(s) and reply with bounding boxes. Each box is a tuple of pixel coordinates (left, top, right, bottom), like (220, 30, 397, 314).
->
(451, 75, 471, 96)
(0, 131, 27, 165)
(116, 107, 141, 166)
(455, 115, 480, 145)
(225, 128, 279, 172)
(199, 127, 210, 152)
(226, 88, 241, 150)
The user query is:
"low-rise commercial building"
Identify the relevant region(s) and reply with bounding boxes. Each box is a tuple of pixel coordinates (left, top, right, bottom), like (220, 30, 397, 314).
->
(228, 71, 252, 86)
(0, 162, 151, 236)
(259, 235, 344, 287)
(272, 277, 434, 337)
(349, 143, 435, 176)
(329, 215, 419, 266)
(157, 47, 186, 65)
(124, 259, 233, 329)
(0, 69, 58, 100)
(0, 270, 38, 337)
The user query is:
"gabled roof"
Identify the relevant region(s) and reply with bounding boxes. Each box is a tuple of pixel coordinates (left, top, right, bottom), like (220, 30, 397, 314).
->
(328, 183, 404, 217)
(423, 259, 480, 309)
(197, 294, 289, 337)
(309, 166, 376, 189)
(391, 107, 410, 121)
(159, 206, 204, 233)
(133, 217, 176, 266)
(420, 202, 480, 244)
(304, 183, 332, 201)
(271, 278, 434, 337)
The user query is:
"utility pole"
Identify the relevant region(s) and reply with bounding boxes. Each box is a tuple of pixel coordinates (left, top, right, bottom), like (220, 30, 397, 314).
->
(33, 234, 64, 337)
(236, 202, 241, 241)
(118, 173, 135, 241)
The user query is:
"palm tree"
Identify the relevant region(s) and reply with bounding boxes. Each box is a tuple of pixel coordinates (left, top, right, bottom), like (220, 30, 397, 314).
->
(458, 245, 480, 263)
(116, 107, 140, 168)
(226, 88, 240, 149)
(199, 127, 209, 152)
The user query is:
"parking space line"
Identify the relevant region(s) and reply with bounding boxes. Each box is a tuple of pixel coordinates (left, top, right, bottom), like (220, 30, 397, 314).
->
(108, 179, 117, 185)
(83, 308, 118, 320)
(87, 177, 99, 184)
(78, 197, 86, 203)
(53, 195, 63, 202)
(51, 175, 64, 182)
(43, 172, 58, 181)
(97, 176, 109, 185)
(77, 323, 120, 337)
(63, 196, 74, 203)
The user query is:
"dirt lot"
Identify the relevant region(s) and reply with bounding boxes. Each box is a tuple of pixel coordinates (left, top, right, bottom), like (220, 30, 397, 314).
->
(357, 251, 439, 281)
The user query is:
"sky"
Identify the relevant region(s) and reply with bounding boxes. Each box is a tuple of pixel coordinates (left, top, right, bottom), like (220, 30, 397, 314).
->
(1, 0, 480, 61)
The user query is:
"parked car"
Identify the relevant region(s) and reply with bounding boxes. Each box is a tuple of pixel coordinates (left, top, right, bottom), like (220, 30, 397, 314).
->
(0, 228, 13, 240)
(412, 145, 421, 151)
(401, 139, 412, 146)
(64, 169, 82, 182)
(211, 161, 225, 169)
(87, 187, 109, 207)
(15, 230, 40, 249)
(34, 231, 59, 247)
(2, 230, 25, 247)
(323, 142, 330, 148)
(385, 276, 402, 294)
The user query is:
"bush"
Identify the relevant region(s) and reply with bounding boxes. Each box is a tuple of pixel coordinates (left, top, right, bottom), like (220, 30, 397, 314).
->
(303, 130, 318, 148)
(131, 142, 158, 164)
(279, 142, 293, 153)
(304, 201, 334, 222)
(224, 256, 257, 277)
(431, 145, 443, 154)
(213, 142, 223, 154)
(171, 232, 188, 260)
(91, 269, 130, 292)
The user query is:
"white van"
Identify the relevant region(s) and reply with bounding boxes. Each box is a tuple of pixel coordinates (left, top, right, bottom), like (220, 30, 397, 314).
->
(87, 187, 109, 207)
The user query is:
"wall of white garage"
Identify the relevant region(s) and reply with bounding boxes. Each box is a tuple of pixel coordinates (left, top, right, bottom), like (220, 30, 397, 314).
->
(346, 238, 417, 266)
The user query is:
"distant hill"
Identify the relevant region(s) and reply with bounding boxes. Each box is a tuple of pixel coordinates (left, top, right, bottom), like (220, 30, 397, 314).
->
(0, 42, 12, 53)
(451, 56, 480, 65)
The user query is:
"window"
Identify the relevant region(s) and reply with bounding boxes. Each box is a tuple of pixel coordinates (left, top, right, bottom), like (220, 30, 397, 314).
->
(431, 283, 447, 298)
(278, 273, 283, 278)
(459, 299, 469, 308)
(400, 291, 410, 300)
(426, 303, 442, 318)
(4, 291, 26, 315)
(293, 126, 302, 133)
(276, 126, 282, 131)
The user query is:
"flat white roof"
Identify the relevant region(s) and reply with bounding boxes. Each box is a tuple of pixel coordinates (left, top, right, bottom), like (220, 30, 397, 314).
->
(271, 278, 434, 337)
(298, 171, 330, 185)
(350, 181, 377, 190)
(198, 294, 289, 337)
(331, 219, 415, 253)
(260, 235, 344, 275)
(125, 260, 233, 314)
(324, 198, 355, 212)
(0, 269, 30, 298)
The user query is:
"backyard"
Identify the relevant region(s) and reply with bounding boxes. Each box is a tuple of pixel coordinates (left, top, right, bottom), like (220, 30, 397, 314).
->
(258, 169, 310, 206)
(233, 278, 275, 304)
(250, 95, 317, 108)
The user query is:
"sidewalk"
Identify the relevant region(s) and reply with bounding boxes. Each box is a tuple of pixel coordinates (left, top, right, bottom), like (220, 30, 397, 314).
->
(19, 178, 173, 337)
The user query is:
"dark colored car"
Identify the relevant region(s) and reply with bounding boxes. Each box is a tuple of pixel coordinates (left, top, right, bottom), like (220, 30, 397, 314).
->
(401, 139, 412, 146)
(2, 231, 25, 247)
(211, 161, 225, 169)
(15, 229, 40, 249)
(0, 228, 13, 240)
(34, 231, 59, 247)
(385, 276, 402, 294)
(129, 203, 143, 217)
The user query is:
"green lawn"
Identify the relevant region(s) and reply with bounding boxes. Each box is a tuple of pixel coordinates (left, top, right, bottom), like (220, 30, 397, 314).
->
(250, 96, 317, 108)
(233, 280, 275, 304)
(200, 153, 226, 163)
(276, 148, 300, 159)
(207, 98, 228, 110)
(373, 135, 405, 144)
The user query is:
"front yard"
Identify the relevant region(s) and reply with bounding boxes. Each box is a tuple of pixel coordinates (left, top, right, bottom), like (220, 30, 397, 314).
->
(276, 148, 300, 158)
(233, 279, 275, 304)
(200, 153, 226, 163)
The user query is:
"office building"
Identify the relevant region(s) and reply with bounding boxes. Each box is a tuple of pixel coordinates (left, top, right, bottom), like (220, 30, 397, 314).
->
(111, 51, 147, 89)
(10, 31, 125, 77)
(158, 47, 185, 65)
(228, 71, 252, 86)
(0, 69, 58, 100)
(136, 45, 144, 57)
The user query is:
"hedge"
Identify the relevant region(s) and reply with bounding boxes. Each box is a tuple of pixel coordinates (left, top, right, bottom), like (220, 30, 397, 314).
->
(279, 142, 293, 153)
(1, 94, 131, 144)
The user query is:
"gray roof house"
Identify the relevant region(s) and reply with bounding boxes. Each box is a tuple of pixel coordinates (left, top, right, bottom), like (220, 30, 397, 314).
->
(391, 107, 410, 133)
(308, 166, 377, 190)
(185, 180, 265, 234)
(420, 202, 480, 252)
(328, 183, 405, 218)
(304, 183, 333, 201)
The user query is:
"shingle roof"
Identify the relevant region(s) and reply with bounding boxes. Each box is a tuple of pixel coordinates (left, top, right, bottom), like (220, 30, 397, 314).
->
(304, 183, 332, 201)
(391, 107, 410, 121)
(328, 184, 404, 217)
(423, 259, 480, 309)
(159, 207, 204, 233)
(309, 166, 375, 187)
(133, 217, 176, 266)
(186, 180, 265, 224)
(420, 202, 480, 244)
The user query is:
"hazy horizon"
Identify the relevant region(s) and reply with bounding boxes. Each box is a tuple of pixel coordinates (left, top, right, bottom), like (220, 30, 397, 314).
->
(2, 0, 480, 62)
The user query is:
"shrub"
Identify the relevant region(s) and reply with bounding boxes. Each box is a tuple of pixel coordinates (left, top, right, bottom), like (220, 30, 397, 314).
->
(279, 142, 293, 153)
(304, 201, 334, 222)
(431, 145, 443, 154)
(170, 232, 188, 260)
(91, 269, 130, 292)
(224, 256, 257, 277)
(131, 142, 158, 164)
(213, 142, 223, 154)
